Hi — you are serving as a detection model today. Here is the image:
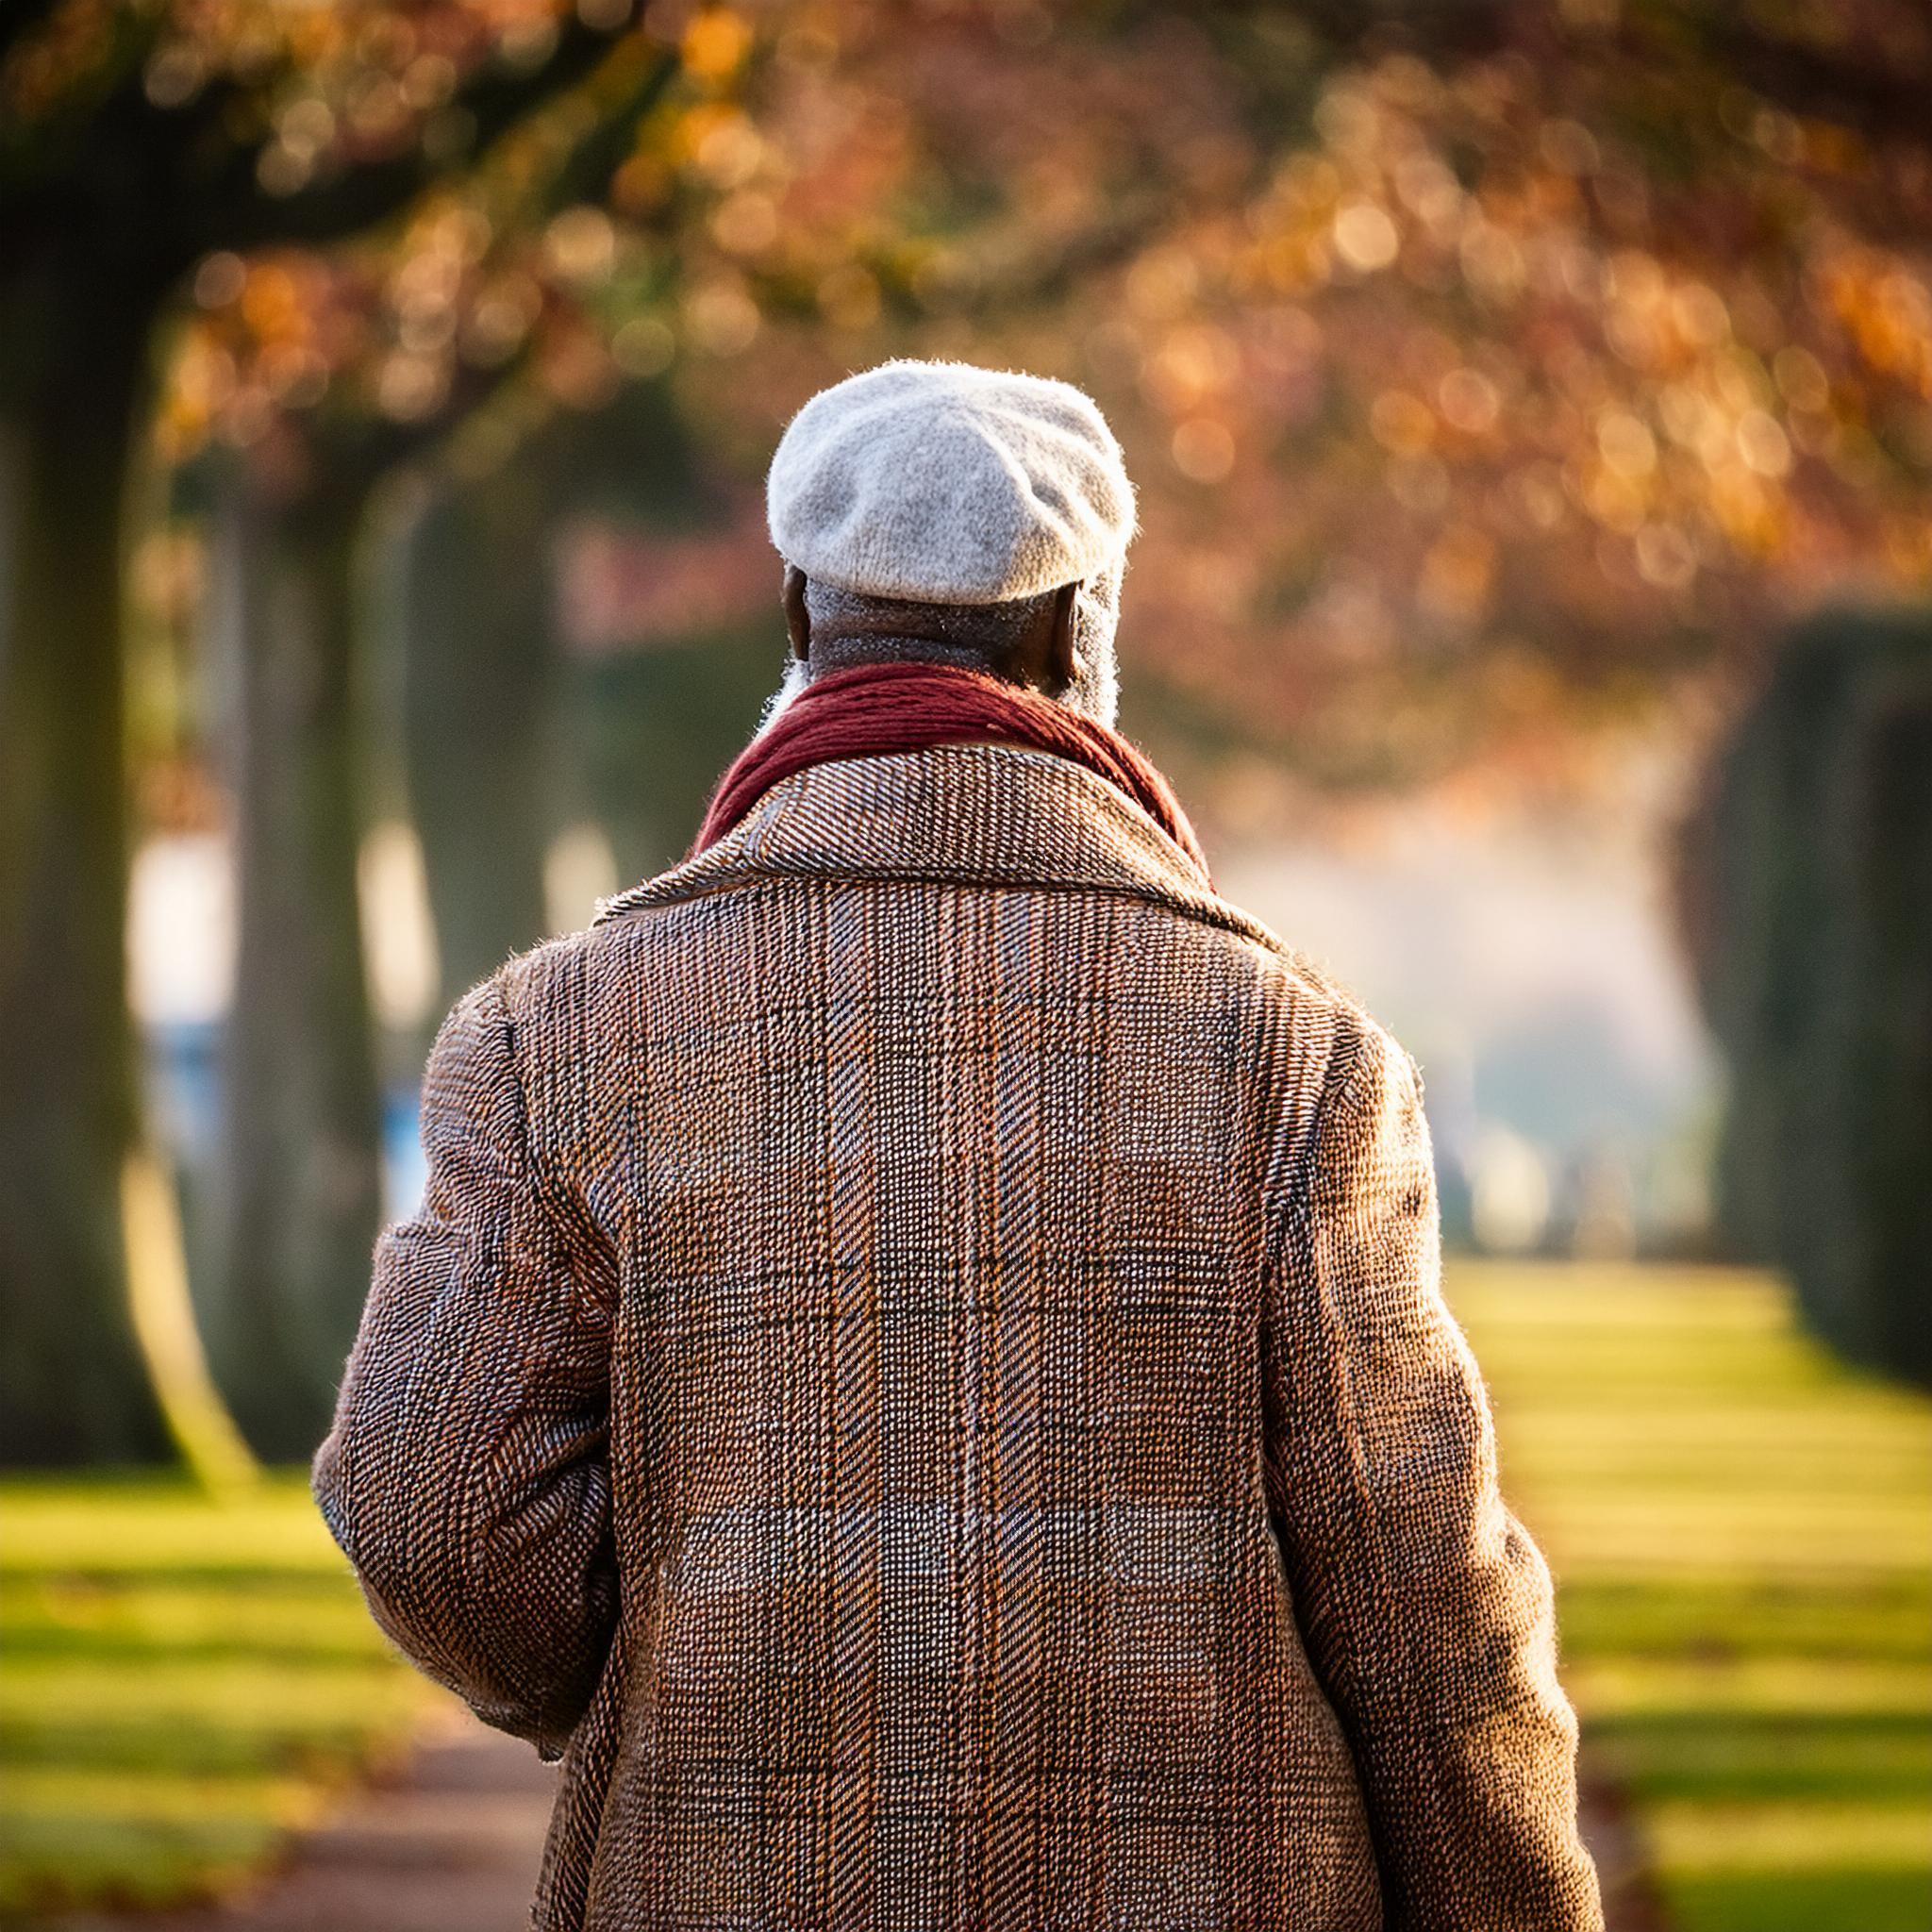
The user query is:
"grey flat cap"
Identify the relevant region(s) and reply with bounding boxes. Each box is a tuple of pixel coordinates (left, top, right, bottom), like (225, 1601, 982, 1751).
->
(766, 358, 1137, 606)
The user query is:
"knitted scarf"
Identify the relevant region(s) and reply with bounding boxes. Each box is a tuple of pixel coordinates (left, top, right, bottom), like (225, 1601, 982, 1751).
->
(689, 659, 1211, 878)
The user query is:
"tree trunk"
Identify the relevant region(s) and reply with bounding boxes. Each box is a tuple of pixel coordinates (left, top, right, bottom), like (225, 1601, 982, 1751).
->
(568, 623, 786, 887)
(207, 472, 384, 1460)
(0, 312, 170, 1465)
(401, 476, 555, 1016)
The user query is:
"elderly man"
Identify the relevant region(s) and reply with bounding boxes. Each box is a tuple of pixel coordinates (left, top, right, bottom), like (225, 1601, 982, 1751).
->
(314, 359, 1603, 1931)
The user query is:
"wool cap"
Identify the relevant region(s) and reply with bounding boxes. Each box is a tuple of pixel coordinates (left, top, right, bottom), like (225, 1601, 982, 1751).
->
(766, 358, 1137, 607)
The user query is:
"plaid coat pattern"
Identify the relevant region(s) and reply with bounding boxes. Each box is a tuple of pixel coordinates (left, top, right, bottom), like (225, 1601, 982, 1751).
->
(313, 741, 1602, 1932)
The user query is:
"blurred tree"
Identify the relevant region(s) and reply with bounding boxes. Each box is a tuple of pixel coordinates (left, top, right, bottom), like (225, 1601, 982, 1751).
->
(165, 34, 684, 1457)
(400, 463, 558, 1011)
(1685, 608, 1932, 1385)
(660, 0, 1930, 818)
(9, 0, 1931, 1459)
(402, 375, 720, 1006)
(0, 287, 161, 1461)
(0, 0, 643, 1462)
(570, 615, 791, 881)
(200, 431, 425, 1458)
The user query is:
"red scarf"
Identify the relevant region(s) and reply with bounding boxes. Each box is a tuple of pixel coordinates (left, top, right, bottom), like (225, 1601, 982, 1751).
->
(690, 659, 1211, 878)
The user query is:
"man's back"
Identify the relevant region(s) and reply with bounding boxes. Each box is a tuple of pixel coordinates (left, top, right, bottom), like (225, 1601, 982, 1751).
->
(315, 741, 1601, 1932)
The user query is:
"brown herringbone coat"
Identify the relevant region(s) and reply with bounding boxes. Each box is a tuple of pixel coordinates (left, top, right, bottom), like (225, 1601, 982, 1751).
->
(314, 741, 1603, 1932)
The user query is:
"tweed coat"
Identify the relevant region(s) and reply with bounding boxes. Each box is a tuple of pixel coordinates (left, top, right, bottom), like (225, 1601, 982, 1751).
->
(313, 741, 1603, 1932)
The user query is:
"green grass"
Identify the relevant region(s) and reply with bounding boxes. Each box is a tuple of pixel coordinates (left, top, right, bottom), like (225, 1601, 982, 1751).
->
(0, 1473, 440, 1917)
(1452, 1261, 1932, 1932)
(5, 1272, 1928, 1926)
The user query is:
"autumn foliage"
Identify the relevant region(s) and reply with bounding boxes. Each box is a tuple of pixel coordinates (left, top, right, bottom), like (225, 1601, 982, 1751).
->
(119, 0, 1932, 823)
(2, 0, 1929, 1454)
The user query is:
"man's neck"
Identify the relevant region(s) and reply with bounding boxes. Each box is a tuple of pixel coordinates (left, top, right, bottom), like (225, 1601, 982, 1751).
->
(805, 634, 1023, 682)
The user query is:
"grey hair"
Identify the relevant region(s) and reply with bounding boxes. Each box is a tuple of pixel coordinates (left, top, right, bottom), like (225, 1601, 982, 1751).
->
(801, 580, 1062, 662)
(755, 566, 1124, 740)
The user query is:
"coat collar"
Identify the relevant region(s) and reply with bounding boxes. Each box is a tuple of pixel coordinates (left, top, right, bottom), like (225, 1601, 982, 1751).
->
(591, 741, 1290, 958)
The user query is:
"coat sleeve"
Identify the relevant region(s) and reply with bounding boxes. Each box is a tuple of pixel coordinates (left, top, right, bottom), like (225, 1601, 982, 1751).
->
(1260, 1014, 1603, 1931)
(311, 969, 618, 1762)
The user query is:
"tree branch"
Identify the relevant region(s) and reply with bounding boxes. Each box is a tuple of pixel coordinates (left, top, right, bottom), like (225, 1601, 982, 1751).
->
(192, 4, 648, 258)
(541, 41, 681, 213)
(1197, 0, 1513, 64)
(0, 0, 70, 70)
(1703, 22, 1932, 148)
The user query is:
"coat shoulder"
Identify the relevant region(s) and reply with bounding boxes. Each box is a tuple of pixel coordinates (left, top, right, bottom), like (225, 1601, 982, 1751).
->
(471, 922, 629, 1031)
(472, 879, 1419, 1108)
(1194, 891, 1404, 1058)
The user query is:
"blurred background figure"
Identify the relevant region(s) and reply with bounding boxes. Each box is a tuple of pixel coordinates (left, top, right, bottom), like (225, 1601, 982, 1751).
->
(0, 3, 1926, 1930)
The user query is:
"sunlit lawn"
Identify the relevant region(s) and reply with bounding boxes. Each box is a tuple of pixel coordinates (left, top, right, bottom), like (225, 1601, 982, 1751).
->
(1453, 1260, 1932, 1932)
(0, 1474, 440, 1917)
(4, 1269, 1928, 1926)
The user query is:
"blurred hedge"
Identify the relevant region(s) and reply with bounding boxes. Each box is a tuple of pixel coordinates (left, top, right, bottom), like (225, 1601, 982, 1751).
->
(1687, 608, 1932, 1386)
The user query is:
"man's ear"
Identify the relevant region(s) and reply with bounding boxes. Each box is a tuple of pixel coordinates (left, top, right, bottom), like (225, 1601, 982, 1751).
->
(783, 565, 810, 662)
(1047, 579, 1083, 693)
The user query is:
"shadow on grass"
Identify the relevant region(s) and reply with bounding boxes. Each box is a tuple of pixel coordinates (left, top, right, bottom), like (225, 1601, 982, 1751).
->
(1661, 1867, 1932, 1932)
(1587, 1708, 1932, 1805)
(1558, 1575, 1932, 1665)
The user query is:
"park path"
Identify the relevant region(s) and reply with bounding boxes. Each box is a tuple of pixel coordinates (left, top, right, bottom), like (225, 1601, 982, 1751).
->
(1580, 1773, 1670, 1932)
(49, 1709, 554, 1932)
(52, 1713, 1662, 1932)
